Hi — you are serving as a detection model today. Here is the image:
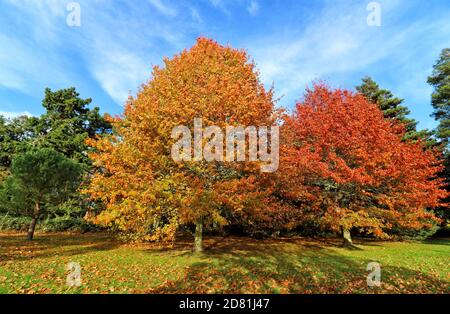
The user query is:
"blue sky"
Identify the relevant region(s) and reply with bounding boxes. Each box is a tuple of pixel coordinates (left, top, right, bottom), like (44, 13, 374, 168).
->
(0, 0, 448, 130)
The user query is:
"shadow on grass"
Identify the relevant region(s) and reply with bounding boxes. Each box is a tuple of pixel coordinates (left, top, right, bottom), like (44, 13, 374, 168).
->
(423, 238, 450, 246)
(150, 236, 448, 294)
(0, 232, 120, 262)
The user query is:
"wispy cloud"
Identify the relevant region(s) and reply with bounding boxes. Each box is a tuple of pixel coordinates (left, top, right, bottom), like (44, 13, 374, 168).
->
(248, 0, 446, 115)
(0, 0, 201, 106)
(0, 0, 448, 130)
(148, 0, 177, 17)
(208, 0, 258, 15)
(0, 111, 33, 119)
(247, 0, 259, 16)
(0, 33, 70, 94)
(208, 0, 230, 16)
(190, 7, 203, 24)
(90, 48, 150, 105)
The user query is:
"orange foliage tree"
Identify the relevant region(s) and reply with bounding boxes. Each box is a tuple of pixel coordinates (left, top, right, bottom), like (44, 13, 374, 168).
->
(84, 38, 280, 252)
(279, 84, 448, 245)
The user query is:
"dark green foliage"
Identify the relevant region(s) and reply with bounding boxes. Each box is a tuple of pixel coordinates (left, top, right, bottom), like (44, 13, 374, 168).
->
(0, 87, 111, 171)
(33, 87, 111, 166)
(0, 214, 98, 232)
(40, 216, 98, 232)
(434, 224, 450, 237)
(389, 224, 439, 241)
(0, 214, 32, 231)
(428, 48, 450, 146)
(435, 155, 450, 221)
(0, 148, 83, 239)
(357, 76, 412, 124)
(0, 115, 39, 171)
(428, 49, 450, 228)
(356, 76, 434, 145)
(0, 87, 111, 235)
(10, 148, 82, 205)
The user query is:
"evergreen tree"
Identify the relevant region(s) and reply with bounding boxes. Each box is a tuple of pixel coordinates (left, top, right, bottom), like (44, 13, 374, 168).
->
(0, 88, 111, 224)
(428, 48, 450, 147)
(35, 87, 111, 167)
(0, 148, 82, 240)
(0, 87, 111, 172)
(0, 115, 38, 173)
(356, 76, 433, 144)
(428, 48, 450, 230)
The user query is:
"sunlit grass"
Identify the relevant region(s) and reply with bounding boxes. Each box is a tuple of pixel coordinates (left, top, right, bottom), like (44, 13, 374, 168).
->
(0, 232, 448, 294)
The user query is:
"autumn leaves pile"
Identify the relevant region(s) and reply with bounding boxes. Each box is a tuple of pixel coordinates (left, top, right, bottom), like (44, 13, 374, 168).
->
(84, 38, 447, 251)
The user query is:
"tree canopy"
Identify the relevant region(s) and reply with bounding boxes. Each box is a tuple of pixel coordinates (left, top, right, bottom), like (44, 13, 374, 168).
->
(428, 48, 450, 147)
(356, 76, 432, 144)
(0, 87, 111, 173)
(1, 39, 447, 245)
(1, 148, 82, 239)
(279, 84, 447, 245)
(85, 37, 280, 251)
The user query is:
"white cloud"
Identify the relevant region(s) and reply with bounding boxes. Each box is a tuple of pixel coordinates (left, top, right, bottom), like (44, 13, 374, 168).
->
(209, 0, 259, 16)
(90, 49, 150, 105)
(243, 0, 448, 130)
(247, 0, 259, 16)
(1, 0, 448, 133)
(0, 0, 193, 106)
(3, 0, 66, 42)
(190, 7, 202, 24)
(0, 111, 33, 119)
(0, 33, 69, 93)
(75, 2, 184, 105)
(148, 0, 177, 17)
(208, 0, 230, 14)
(209, 0, 223, 8)
(248, 1, 427, 104)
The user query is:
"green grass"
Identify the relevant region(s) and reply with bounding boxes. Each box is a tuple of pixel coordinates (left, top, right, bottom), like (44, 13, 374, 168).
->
(0, 232, 448, 294)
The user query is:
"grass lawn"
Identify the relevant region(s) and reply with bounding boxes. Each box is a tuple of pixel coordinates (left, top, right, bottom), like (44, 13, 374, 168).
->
(0, 232, 448, 294)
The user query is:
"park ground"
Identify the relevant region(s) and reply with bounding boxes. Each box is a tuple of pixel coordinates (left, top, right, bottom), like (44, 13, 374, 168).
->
(0, 232, 448, 294)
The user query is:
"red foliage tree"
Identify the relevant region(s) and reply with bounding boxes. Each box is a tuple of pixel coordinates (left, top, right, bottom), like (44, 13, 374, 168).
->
(279, 84, 448, 245)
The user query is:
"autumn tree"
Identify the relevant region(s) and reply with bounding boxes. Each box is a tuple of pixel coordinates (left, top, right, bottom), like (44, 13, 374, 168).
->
(85, 38, 278, 252)
(279, 84, 447, 246)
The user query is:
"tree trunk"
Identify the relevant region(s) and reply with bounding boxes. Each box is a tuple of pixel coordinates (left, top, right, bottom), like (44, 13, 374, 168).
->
(342, 227, 353, 247)
(27, 202, 40, 241)
(194, 219, 203, 253)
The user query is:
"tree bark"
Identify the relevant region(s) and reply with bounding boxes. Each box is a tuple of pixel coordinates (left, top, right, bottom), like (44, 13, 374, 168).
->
(194, 219, 203, 253)
(27, 202, 40, 241)
(342, 227, 353, 247)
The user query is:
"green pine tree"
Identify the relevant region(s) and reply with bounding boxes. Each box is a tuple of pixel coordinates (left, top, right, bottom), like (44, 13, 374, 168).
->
(0, 115, 39, 173)
(0, 87, 111, 171)
(0, 88, 112, 226)
(428, 48, 450, 148)
(428, 48, 450, 231)
(34, 87, 111, 167)
(0, 148, 82, 240)
(356, 76, 434, 145)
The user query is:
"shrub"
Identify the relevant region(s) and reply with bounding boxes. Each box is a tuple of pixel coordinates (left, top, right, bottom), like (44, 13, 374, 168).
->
(0, 214, 32, 231)
(389, 223, 440, 240)
(41, 216, 99, 232)
(0, 214, 99, 233)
